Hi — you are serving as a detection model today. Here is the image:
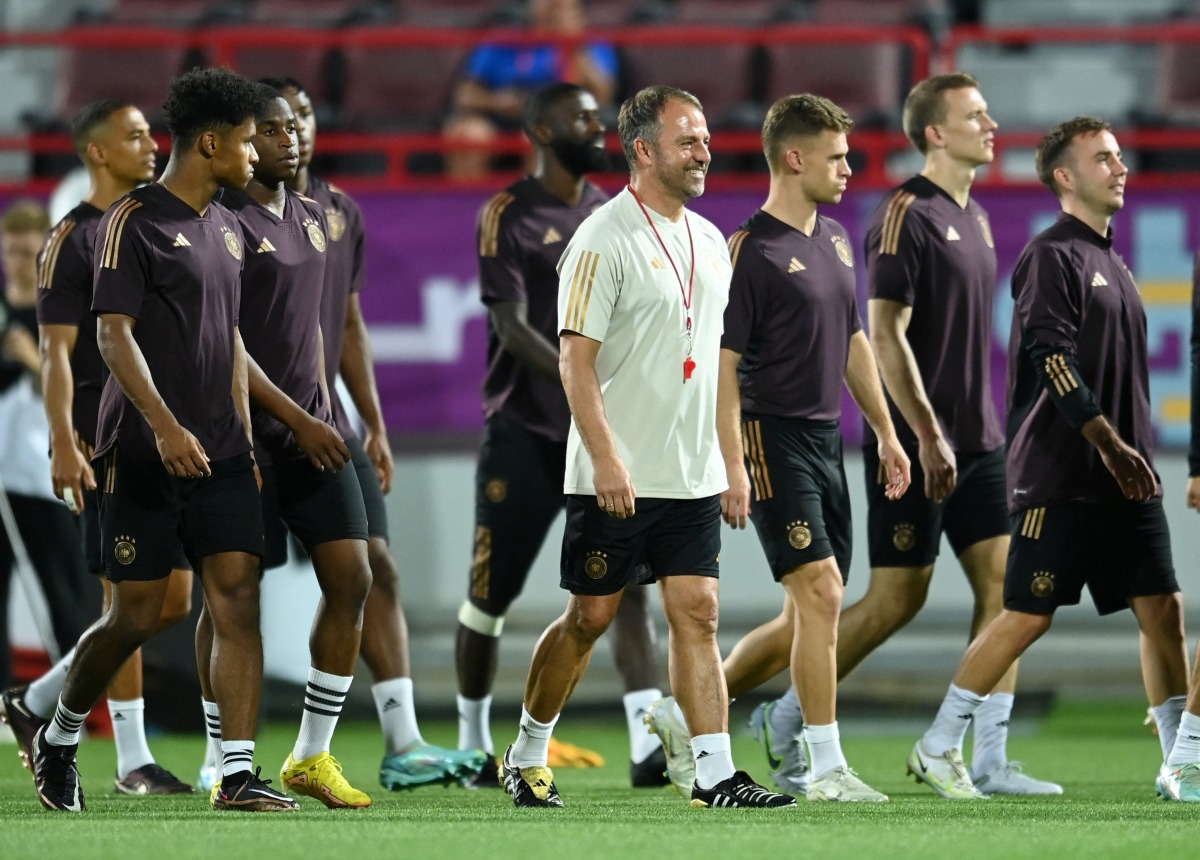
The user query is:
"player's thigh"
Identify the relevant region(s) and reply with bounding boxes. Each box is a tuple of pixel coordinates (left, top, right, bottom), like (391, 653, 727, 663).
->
(180, 453, 266, 571)
(1004, 504, 1094, 616)
(943, 448, 1009, 560)
(95, 449, 188, 583)
(863, 443, 944, 568)
(561, 494, 659, 597)
(347, 436, 390, 542)
(1087, 499, 1178, 615)
(273, 455, 370, 557)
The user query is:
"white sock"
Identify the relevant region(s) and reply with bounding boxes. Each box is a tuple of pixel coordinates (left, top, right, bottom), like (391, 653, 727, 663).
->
(803, 722, 847, 779)
(691, 732, 735, 789)
(923, 684, 987, 756)
(1154, 695, 1187, 762)
(292, 668, 353, 762)
(510, 707, 558, 768)
(202, 699, 222, 770)
(44, 696, 88, 748)
(108, 698, 154, 779)
(25, 648, 75, 719)
(772, 686, 804, 742)
(1168, 711, 1200, 766)
(457, 694, 493, 754)
(971, 692, 1014, 778)
(221, 739, 254, 779)
(372, 677, 424, 754)
(623, 688, 662, 762)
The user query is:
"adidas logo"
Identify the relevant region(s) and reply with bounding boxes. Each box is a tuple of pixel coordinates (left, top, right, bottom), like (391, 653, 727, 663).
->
(172, 233, 191, 247)
(695, 750, 713, 759)
(256, 238, 277, 254)
(1091, 272, 1108, 287)
(112, 713, 126, 721)
(650, 258, 666, 270)
(542, 227, 562, 244)
(532, 778, 548, 787)
(382, 698, 401, 712)
(946, 226, 961, 241)
(787, 257, 805, 273)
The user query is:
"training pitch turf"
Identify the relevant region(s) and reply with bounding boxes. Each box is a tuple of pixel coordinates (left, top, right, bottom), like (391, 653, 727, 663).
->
(1, 698, 1195, 859)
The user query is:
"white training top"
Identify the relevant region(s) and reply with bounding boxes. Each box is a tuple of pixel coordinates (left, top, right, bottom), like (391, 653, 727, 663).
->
(557, 186, 731, 499)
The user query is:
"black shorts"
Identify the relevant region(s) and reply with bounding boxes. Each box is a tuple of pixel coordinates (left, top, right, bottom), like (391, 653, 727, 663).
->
(80, 487, 191, 575)
(1004, 499, 1178, 616)
(95, 450, 263, 582)
(467, 414, 566, 615)
(260, 455, 369, 564)
(347, 436, 389, 541)
(742, 415, 851, 582)
(864, 445, 1008, 568)
(560, 494, 721, 596)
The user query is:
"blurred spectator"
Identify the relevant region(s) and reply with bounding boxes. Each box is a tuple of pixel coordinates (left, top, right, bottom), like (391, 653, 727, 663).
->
(0, 200, 97, 688)
(443, 0, 617, 180)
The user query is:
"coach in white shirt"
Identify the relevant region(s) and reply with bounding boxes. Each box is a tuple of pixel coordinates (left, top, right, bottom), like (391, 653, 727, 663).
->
(497, 86, 795, 810)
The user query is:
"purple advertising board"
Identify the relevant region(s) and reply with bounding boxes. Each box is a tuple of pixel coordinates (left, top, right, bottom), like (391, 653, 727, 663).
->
(357, 186, 1196, 448)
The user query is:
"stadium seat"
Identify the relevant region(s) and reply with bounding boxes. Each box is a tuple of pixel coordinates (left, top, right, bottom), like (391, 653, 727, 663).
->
(338, 42, 469, 129)
(247, 0, 383, 26)
(1153, 42, 1200, 125)
(105, 0, 234, 25)
(55, 42, 189, 124)
(670, 0, 782, 24)
(397, 0, 501, 27)
(229, 44, 331, 106)
(620, 43, 759, 127)
(763, 41, 905, 127)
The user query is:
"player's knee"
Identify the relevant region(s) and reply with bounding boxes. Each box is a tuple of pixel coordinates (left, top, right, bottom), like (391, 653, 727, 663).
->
(564, 597, 619, 644)
(665, 590, 719, 639)
(366, 538, 399, 597)
(458, 600, 505, 637)
(1134, 593, 1185, 641)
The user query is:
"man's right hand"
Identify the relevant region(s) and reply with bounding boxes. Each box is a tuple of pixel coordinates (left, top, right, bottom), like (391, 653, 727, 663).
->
(1098, 436, 1156, 501)
(1187, 476, 1200, 511)
(918, 434, 956, 503)
(154, 422, 211, 479)
(721, 462, 751, 529)
(293, 414, 350, 472)
(593, 455, 635, 519)
(50, 443, 96, 514)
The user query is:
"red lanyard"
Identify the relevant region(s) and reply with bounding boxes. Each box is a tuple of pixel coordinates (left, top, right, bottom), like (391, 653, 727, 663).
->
(628, 185, 695, 330)
(628, 186, 698, 381)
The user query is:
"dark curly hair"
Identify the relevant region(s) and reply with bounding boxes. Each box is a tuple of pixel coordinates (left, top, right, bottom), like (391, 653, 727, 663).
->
(162, 67, 263, 147)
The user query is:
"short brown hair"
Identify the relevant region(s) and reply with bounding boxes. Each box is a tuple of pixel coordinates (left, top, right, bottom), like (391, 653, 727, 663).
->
(0, 199, 49, 236)
(902, 72, 980, 154)
(617, 86, 703, 171)
(1035, 116, 1113, 196)
(761, 93, 853, 171)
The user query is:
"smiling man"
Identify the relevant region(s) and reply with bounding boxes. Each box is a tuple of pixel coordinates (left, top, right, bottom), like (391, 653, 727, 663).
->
(497, 86, 792, 810)
(912, 117, 1190, 801)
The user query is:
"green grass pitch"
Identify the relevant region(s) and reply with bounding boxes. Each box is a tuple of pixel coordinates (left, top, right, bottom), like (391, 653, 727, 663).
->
(2, 698, 1197, 860)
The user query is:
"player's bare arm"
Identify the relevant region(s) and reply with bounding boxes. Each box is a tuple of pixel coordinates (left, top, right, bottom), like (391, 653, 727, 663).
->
(340, 293, 393, 492)
(1082, 415, 1156, 502)
(231, 326, 260, 489)
(844, 329, 911, 501)
(560, 330, 634, 518)
(490, 299, 560, 380)
(716, 347, 750, 528)
(245, 351, 349, 473)
(97, 311, 210, 478)
(868, 297, 956, 501)
(39, 322, 95, 510)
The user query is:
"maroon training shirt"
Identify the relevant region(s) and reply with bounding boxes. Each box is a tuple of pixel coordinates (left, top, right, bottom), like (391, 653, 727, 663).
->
(477, 176, 607, 443)
(863, 175, 1003, 453)
(723, 209, 862, 420)
(91, 183, 249, 462)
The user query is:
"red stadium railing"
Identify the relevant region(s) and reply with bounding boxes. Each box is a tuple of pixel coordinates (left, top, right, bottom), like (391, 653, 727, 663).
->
(5, 22, 1200, 191)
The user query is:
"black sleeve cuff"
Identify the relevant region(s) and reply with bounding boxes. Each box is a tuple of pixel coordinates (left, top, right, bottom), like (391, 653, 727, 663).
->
(1028, 342, 1103, 431)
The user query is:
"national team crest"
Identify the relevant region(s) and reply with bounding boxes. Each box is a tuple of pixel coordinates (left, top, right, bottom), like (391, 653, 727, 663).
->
(325, 207, 346, 242)
(787, 521, 812, 550)
(893, 523, 916, 552)
(831, 235, 854, 268)
(977, 215, 994, 249)
(114, 535, 137, 565)
(485, 478, 507, 503)
(222, 226, 242, 260)
(584, 551, 609, 580)
(1031, 571, 1055, 598)
(304, 219, 327, 252)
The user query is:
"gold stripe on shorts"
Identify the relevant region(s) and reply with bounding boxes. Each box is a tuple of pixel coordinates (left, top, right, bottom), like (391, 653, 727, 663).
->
(1020, 506, 1045, 540)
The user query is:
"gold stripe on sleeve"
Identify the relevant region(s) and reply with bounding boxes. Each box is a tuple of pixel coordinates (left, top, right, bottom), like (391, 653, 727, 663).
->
(575, 251, 600, 332)
(565, 251, 601, 332)
(37, 219, 76, 291)
(477, 192, 515, 258)
(727, 230, 750, 270)
(881, 191, 916, 255)
(100, 199, 142, 270)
